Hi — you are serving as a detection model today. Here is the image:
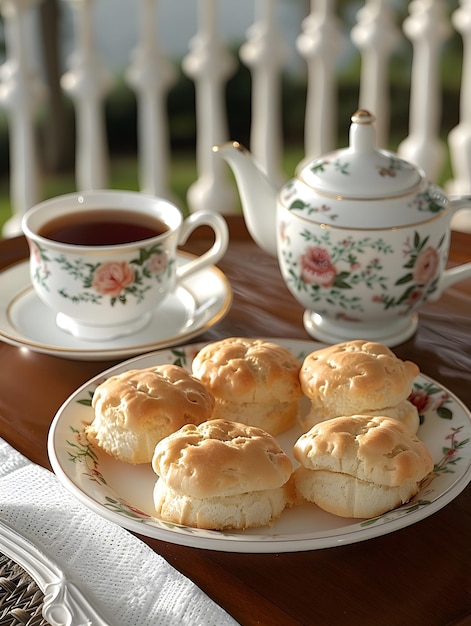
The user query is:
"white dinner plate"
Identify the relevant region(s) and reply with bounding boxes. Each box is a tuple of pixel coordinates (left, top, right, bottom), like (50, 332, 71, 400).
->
(0, 256, 231, 360)
(48, 339, 471, 553)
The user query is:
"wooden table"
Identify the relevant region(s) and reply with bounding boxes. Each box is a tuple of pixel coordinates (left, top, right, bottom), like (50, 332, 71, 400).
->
(1, 216, 470, 626)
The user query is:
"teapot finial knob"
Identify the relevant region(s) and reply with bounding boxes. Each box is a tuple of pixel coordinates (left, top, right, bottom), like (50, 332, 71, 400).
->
(351, 109, 376, 125)
(350, 109, 377, 152)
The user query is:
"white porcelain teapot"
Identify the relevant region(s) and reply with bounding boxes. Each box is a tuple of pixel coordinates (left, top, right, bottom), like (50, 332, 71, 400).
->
(214, 109, 471, 346)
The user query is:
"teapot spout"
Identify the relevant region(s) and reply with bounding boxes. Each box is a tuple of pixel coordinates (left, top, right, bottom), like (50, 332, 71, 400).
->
(213, 142, 278, 256)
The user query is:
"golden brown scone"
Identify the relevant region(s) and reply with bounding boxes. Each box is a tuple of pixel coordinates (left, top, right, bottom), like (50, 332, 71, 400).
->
(86, 364, 215, 464)
(191, 337, 303, 435)
(365, 399, 420, 434)
(299, 340, 420, 429)
(293, 415, 434, 519)
(152, 419, 295, 530)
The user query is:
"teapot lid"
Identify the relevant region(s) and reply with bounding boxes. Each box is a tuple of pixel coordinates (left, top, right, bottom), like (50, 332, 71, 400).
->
(298, 110, 422, 199)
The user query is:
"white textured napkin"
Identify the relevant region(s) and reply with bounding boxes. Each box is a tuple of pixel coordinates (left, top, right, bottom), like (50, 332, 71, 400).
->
(0, 438, 239, 626)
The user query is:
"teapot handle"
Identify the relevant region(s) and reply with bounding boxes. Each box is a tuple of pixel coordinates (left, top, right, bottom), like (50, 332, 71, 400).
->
(440, 197, 471, 291)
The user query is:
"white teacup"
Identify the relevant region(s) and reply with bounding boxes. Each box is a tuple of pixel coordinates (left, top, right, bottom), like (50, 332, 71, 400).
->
(22, 190, 229, 341)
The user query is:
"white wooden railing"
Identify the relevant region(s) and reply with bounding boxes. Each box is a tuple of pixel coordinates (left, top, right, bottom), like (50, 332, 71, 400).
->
(1, 0, 471, 237)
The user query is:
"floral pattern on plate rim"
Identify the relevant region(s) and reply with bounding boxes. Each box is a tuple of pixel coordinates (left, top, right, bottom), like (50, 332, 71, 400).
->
(62, 343, 471, 533)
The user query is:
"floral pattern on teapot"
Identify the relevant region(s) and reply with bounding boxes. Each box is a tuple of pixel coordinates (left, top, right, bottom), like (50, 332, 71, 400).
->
(281, 180, 340, 223)
(280, 144, 449, 228)
(310, 153, 411, 179)
(376, 232, 442, 311)
(279, 222, 446, 320)
(215, 110, 471, 345)
(280, 181, 448, 231)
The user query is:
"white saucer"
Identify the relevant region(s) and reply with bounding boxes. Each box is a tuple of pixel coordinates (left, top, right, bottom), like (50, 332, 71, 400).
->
(0, 255, 232, 360)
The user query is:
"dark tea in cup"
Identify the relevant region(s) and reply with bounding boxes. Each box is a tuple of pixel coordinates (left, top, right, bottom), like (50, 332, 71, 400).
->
(38, 209, 169, 246)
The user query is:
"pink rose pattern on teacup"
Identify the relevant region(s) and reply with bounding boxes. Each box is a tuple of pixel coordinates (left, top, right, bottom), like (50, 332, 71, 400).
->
(92, 262, 135, 298)
(31, 241, 171, 306)
(282, 228, 443, 318)
(146, 252, 167, 274)
(29, 240, 43, 265)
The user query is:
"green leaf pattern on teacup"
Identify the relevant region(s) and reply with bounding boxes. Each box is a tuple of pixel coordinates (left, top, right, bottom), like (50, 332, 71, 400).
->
(31, 241, 52, 289)
(31, 241, 173, 306)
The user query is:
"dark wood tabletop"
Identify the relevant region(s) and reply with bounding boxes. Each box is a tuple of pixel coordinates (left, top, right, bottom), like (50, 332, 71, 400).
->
(1, 216, 470, 626)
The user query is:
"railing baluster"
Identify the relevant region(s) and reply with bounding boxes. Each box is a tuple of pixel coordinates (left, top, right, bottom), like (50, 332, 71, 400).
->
(61, 0, 112, 191)
(0, 0, 44, 236)
(397, 0, 451, 181)
(239, 0, 288, 185)
(1, 1, 471, 232)
(447, 0, 471, 232)
(126, 0, 177, 200)
(447, 1, 471, 193)
(351, 0, 400, 149)
(182, 0, 236, 214)
(296, 0, 344, 162)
